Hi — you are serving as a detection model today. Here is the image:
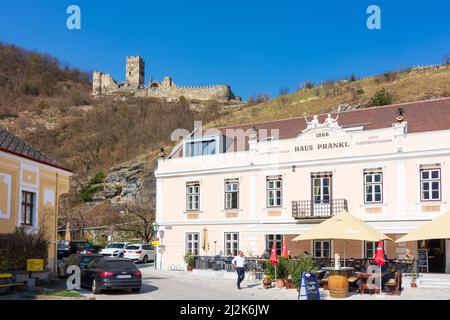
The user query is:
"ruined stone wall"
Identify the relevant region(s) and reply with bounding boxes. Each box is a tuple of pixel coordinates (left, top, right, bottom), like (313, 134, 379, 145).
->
(93, 71, 119, 95)
(143, 85, 234, 101)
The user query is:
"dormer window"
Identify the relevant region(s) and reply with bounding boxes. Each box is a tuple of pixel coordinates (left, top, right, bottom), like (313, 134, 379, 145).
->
(184, 136, 220, 157)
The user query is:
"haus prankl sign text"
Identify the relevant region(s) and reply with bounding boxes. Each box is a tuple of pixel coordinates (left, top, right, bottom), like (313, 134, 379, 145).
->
(294, 114, 351, 153)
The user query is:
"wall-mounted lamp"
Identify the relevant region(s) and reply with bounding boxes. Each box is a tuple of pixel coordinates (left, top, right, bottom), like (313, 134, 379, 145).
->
(292, 165, 296, 172)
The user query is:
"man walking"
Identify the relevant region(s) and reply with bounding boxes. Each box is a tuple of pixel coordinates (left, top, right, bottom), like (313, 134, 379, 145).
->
(232, 251, 246, 289)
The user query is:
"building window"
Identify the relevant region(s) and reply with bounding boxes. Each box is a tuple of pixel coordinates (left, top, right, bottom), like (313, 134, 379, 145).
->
(224, 232, 239, 256)
(186, 182, 200, 211)
(364, 171, 383, 203)
(225, 180, 239, 210)
(267, 177, 282, 207)
(21, 191, 35, 226)
(266, 234, 282, 255)
(364, 240, 385, 259)
(313, 240, 331, 258)
(420, 168, 441, 201)
(185, 138, 218, 157)
(186, 233, 199, 255)
(311, 172, 332, 204)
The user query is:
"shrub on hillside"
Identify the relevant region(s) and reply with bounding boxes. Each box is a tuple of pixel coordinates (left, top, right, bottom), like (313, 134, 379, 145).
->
(0, 230, 49, 272)
(370, 88, 393, 106)
(80, 172, 105, 202)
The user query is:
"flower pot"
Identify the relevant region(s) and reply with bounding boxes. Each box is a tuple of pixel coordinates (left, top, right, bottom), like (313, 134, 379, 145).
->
(285, 280, 295, 289)
(411, 282, 417, 288)
(186, 265, 193, 272)
(276, 279, 285, 287)
(396, 115, 404, 122)
(262, 277, 272, 289)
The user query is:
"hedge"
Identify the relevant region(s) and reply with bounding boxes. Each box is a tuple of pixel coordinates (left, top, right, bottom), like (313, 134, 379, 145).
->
(0, 230, 49, 272)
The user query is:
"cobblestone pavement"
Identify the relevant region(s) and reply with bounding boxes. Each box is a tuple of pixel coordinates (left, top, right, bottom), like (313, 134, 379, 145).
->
(79, 265, 450, 300)
(2, 265, 449, 300)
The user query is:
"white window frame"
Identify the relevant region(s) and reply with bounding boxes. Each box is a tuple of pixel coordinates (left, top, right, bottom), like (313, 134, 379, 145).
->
(420, 168, 441, 201)
(266, 234, 283, 255)
(364, 240, 386, 259)
(186, 232, 200, 256)
(364, 171, 383, 203)
(186, 182, 200, 211)
(267, 177, 282, 208)
(313, 240, 331, 258)
(224, 232, 239, 256)
(183, 135, 221, 157)
(224, 180, 239, 210)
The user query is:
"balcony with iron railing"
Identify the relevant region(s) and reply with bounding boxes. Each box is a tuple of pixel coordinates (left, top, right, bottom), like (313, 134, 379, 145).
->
(292, 199, 348, 219)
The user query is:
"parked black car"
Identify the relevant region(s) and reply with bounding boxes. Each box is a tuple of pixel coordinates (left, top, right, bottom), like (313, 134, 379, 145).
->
(81, 257, 142, 294)
(80, 245, 104, 254)
(57, 240, 87, 259)
(58, 253, 102, 279)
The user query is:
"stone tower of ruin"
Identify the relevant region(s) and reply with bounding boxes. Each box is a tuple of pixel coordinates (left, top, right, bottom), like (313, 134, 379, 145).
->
(126, 56, 145, 88)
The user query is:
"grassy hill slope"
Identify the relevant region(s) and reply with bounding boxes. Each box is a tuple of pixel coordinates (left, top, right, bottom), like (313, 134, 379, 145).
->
(208, 66, 450, 128)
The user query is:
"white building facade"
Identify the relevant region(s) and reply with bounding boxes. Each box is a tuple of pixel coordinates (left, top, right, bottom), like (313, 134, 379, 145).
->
(155, 98, 450, 273)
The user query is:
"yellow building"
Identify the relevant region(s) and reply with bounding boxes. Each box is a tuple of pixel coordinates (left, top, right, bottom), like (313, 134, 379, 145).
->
(0, 127, 72, 271)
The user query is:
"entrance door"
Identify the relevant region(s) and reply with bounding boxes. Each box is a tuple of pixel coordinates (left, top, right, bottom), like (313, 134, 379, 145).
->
(418, 239, 446, 273)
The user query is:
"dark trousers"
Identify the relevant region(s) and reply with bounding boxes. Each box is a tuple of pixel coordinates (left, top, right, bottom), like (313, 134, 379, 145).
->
(236, 267, 245, 288)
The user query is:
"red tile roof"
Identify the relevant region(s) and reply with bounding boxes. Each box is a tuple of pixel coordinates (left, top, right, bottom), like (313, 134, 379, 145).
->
(216, 98, 450, 152)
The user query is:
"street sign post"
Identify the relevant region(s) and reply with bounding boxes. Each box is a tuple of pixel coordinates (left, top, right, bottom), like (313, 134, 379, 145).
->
(152, 223, 159, 269)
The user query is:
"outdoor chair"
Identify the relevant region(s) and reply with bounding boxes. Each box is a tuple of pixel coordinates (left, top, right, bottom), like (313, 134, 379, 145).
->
(385, 272, 402, 295)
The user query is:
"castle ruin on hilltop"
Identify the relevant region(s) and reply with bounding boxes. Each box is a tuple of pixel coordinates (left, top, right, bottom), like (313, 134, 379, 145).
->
(93, 56, 240, 102)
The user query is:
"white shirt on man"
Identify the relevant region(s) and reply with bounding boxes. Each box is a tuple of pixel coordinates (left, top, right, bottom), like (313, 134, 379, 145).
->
(232, 255, 246, 268)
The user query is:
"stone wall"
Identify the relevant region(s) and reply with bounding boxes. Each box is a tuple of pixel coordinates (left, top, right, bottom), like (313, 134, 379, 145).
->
(93, 71, 119, 95)
(143, 84, 234, 101)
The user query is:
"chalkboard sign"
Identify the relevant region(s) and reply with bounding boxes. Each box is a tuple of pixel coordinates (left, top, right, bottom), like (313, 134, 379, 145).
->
(418, 249, 429, 272)
(298, 272, 320, 300)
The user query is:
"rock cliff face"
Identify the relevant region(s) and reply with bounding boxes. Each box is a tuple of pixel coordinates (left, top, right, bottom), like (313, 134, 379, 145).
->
(93, 159, 156, 210)
(61, 158, 157, 216)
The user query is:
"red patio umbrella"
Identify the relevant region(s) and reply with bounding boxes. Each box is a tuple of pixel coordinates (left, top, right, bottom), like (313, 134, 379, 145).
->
(270, 242, 278, 266)
(373, 240, 385, 295)
(269, 242, 278, 280)
(374, 240, 385, 266)
(281, 238, 289, 258)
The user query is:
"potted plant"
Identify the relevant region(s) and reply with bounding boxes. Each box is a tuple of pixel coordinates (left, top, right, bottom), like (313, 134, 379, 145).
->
(285, 253, 318, 290)
(276, 256, 287, 287)
(184, 254, 195, 271)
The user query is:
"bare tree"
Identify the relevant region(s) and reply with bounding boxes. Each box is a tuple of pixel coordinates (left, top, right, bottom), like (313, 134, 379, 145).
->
(104, 202, 156, 243)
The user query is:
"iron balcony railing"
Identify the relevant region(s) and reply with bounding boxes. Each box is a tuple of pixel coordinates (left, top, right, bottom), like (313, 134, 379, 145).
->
(292, 199, 348, 219)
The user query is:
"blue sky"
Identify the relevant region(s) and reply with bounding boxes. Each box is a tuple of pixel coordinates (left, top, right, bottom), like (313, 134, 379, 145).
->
(0, 0, 449, 99)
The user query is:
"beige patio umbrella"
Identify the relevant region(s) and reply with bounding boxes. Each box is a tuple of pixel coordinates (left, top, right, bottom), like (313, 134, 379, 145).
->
(293, 211, 392, 265)
(64, 221, 72, 241)
(396, 211, 450, 242)
(201, 227, 210, 255)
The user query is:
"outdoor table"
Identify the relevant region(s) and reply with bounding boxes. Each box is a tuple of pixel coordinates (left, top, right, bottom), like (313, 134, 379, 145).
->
(322, 267, 354, 298)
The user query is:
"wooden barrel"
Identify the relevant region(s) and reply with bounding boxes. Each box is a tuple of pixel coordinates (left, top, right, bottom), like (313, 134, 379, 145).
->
(328, 274, 349, 298)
